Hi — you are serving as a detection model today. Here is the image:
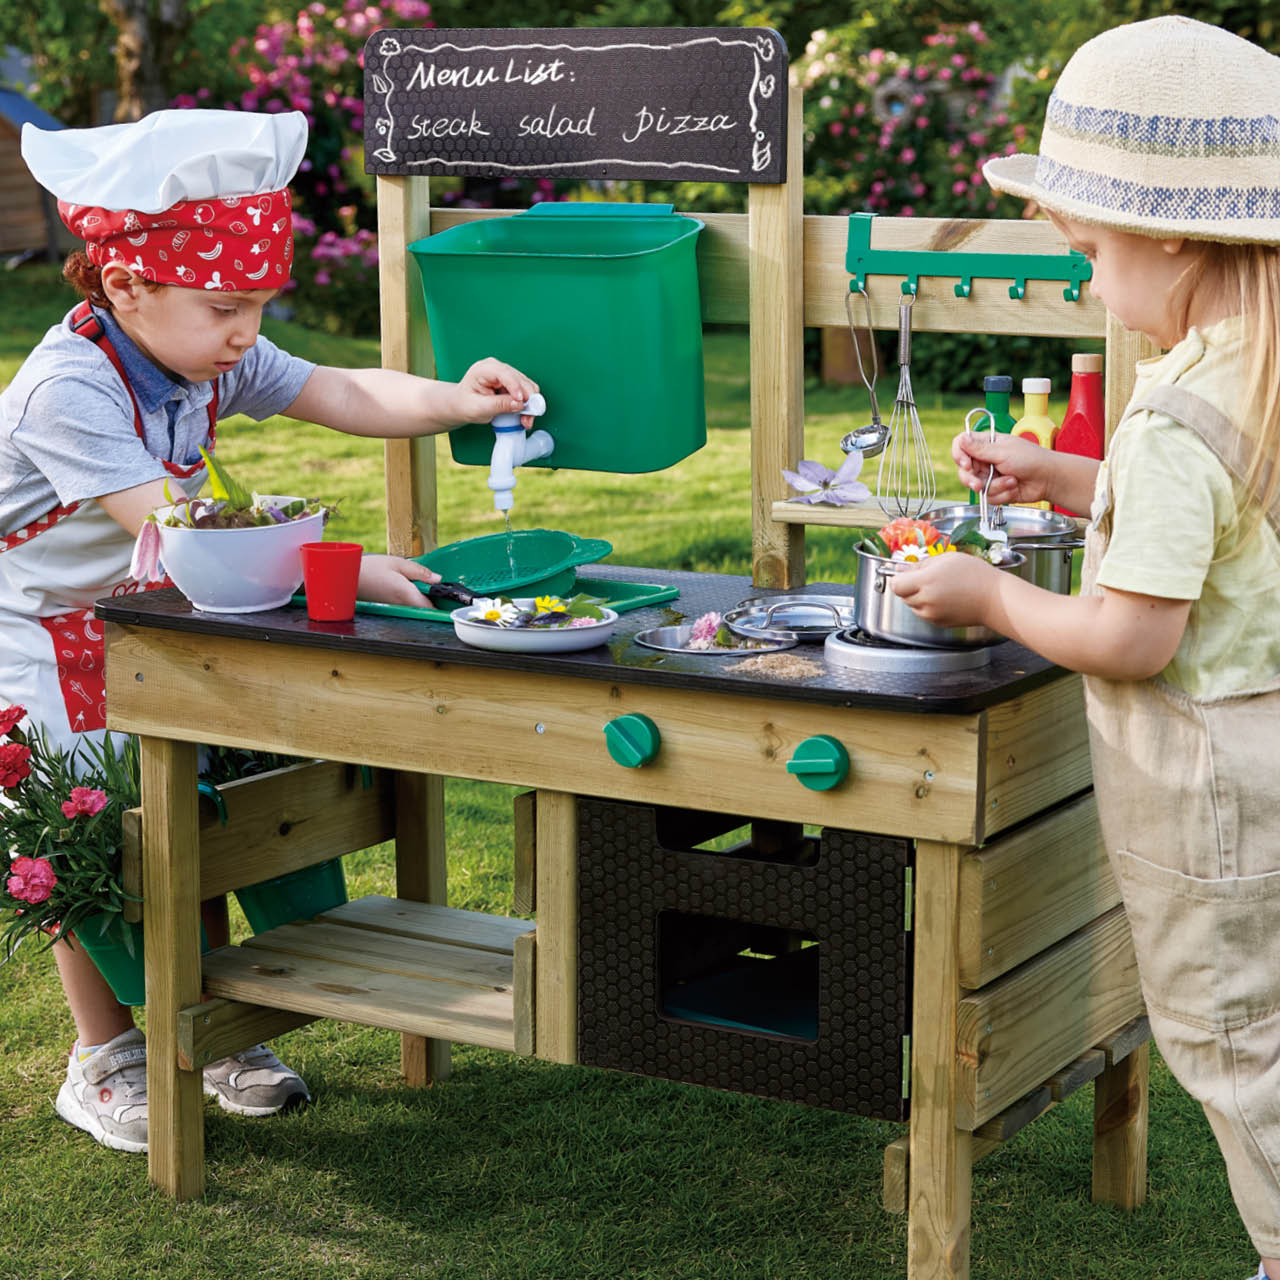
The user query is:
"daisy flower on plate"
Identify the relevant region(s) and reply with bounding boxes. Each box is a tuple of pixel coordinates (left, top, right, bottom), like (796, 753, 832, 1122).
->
(471, 597, 520, 626)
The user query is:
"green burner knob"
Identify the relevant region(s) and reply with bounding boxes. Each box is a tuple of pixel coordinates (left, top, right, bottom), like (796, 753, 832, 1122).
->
(603, 713, 661, 768)
(785, 735, 850, 791)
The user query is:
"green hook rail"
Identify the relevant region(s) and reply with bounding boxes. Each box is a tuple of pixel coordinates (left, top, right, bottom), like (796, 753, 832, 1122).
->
(845, 211, 1093, 302)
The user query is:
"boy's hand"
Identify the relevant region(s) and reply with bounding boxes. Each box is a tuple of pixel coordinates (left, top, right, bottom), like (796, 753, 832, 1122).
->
(953, 430, 1054, 507)
(455, 359, 541, 428)
(357, 553, 441, 606)
(889, 553, 997, 628)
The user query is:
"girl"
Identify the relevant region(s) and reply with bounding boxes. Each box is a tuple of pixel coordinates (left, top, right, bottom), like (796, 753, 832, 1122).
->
(2, 108, 538, 1154)
(889, 17, 1280, 1277)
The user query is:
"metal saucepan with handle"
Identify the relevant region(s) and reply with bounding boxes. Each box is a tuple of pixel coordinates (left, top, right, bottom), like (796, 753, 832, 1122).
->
(852, 546, 1026, 649)
(927, 503, 1084, 595)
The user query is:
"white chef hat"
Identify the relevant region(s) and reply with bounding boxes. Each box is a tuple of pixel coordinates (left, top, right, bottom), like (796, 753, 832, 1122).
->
(21, 108, 308, 214)
(22, 109, 309, 292)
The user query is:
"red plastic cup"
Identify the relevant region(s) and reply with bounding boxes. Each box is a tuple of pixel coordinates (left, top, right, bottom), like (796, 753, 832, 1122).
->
(300, 541, 363, 622)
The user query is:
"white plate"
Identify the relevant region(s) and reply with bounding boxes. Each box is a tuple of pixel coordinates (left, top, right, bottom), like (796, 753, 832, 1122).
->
(452, 603, 618, 653)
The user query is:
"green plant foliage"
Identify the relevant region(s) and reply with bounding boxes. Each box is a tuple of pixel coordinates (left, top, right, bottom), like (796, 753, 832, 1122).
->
(0, 0, 262, 124)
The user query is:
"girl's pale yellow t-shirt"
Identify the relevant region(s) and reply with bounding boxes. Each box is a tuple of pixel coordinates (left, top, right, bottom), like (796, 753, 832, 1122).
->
(1093, 316, 1280, 698)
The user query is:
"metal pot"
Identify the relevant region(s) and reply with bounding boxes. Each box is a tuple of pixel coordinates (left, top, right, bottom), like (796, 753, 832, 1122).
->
(852, 546, 1025, 649)
(928, 503, 1084, 595)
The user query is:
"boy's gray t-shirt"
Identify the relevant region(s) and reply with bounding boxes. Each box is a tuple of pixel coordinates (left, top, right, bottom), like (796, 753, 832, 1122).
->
(0, 305, 315, 538)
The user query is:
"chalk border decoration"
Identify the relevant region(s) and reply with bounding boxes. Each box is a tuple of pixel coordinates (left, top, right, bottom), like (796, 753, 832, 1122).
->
(363, 27, 788, 184)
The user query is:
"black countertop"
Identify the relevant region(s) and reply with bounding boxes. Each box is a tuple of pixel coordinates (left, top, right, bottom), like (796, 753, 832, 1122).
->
(97, 564, 1065, 714)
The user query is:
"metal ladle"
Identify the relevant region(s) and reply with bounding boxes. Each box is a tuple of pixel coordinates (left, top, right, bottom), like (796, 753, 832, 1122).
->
(839, 287, 890, 460)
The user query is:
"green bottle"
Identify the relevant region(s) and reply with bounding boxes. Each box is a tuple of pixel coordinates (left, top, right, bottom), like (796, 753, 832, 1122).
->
(968, 375, 1016, 502)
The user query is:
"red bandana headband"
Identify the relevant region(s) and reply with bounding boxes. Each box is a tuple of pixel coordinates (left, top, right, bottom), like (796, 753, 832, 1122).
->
(58, 188, 294, 292)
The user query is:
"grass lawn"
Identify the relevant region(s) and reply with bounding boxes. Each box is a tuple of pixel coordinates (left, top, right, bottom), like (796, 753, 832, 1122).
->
(0, 265, 1251, 1279)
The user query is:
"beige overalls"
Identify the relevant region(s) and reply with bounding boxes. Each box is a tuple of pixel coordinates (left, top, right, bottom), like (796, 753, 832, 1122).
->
(1084, 384, 1280, 1255)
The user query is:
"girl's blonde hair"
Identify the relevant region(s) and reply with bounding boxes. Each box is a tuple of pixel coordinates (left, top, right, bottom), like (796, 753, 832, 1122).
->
(1171, 243, 1280, 548)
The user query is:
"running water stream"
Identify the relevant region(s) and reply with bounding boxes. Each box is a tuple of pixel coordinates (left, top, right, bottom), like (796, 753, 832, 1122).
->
(503, 512, 517, 584)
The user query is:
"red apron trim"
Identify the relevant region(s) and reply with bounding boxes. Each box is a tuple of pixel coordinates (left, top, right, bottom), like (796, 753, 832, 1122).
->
(68, 301, 217, 479)
(38, 610, 106, 734)
(0, 502, 83, 554)
(36, 578, 173, 736)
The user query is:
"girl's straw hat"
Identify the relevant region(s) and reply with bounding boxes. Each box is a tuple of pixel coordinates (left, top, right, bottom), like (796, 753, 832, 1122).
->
(983, 16, 1280, 243)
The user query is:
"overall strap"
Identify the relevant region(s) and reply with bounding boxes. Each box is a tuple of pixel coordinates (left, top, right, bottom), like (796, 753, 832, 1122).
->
(67, 300, 217, 478)
(1125, 384, 1280, 538)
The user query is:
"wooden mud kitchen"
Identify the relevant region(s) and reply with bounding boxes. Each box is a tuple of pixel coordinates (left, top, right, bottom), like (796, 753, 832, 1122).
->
(101, 26, 1154, 1280)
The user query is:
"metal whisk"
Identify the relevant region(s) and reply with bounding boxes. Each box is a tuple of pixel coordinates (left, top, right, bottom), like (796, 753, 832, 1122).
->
(876, 294, 936, 519)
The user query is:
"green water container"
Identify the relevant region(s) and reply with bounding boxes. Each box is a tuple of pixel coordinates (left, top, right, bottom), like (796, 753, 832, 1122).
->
(409, 203, 706, 474)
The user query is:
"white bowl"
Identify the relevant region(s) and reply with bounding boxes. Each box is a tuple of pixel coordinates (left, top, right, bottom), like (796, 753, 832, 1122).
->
(452, 602, 618, 653)
(155, 496, 326, 613)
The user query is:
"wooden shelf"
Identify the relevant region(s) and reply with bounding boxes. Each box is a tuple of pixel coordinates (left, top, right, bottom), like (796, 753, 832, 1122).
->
(771, 498, 893, 529)
(770, 499, 1089, 533)
(201, 896, 535, 1054)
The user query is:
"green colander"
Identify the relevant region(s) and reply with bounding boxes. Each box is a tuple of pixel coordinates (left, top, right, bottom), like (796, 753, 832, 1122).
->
(415, 529, 613, 599)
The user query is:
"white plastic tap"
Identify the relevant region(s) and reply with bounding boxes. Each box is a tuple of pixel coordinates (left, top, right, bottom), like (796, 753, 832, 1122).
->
(488, 392, 552, 512)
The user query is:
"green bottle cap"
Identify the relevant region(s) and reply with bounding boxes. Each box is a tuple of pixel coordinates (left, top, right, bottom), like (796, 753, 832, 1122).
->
(785, 735, 850, 791)
(603, 713, 661, 768)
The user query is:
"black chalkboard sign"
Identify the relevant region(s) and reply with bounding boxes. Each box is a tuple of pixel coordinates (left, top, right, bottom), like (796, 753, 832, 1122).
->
(363, 27, 787, 185)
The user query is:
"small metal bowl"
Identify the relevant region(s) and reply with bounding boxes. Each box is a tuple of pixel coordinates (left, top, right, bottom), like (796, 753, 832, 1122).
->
(724, 596, 856, 644)
(633, 623, 797, 655)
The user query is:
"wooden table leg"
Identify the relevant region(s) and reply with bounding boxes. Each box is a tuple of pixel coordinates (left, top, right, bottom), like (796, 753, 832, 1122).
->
(909, 840, 973, 1280)
(1092, 1040, 1148, 1208)
(140, 736, 203, 1199)
(395, 770, 449, 1086)
(534, 790, 578, 1064)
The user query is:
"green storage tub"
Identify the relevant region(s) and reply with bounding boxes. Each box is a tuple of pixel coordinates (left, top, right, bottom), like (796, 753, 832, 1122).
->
(235, 859, 348, 936)
(410, 203, 706, 474)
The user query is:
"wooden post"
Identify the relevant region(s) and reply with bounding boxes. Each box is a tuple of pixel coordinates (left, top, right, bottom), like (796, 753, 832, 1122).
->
(909, 839, 973, 1280)
(378, 175, 450, 1084)
(1092, 1041, 1149, 1208)
(534, 790, 578, 1064)
(141, 736, 203, 1199)
(748, 82, 805, 589)
(376, 173, 438, 557)
(1103, 313, 1159, 445)
(394, 770, 450, 1086)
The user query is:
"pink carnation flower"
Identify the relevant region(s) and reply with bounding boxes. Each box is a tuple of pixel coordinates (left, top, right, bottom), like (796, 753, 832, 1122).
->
(686, 612, 723, 650)
(7, 856, 56, 905)
(61, 787, 108, 819)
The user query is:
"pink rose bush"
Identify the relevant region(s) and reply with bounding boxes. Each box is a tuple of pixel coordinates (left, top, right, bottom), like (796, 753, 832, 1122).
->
(794, 22, 1024, 220)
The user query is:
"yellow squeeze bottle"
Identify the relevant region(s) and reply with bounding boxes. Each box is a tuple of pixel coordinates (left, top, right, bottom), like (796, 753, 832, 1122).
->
(1013, 377, 1057, 508)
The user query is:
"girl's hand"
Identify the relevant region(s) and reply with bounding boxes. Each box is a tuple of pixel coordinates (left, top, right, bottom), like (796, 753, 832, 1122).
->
(953, 430, 1054, 507)
(889, 553, 998, 628)
(357, 553, 441, 606)
(455, 358, 541, 428)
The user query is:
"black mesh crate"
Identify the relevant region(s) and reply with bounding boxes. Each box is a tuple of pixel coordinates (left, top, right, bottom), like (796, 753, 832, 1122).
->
(576, 797, 914, 1120)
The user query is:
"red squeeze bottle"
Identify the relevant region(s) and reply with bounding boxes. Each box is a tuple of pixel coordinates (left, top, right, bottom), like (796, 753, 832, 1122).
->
(1053, 353, 1104, 517)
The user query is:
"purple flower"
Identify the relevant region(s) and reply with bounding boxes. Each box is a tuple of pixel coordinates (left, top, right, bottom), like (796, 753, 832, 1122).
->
(781, 454, 871, 507)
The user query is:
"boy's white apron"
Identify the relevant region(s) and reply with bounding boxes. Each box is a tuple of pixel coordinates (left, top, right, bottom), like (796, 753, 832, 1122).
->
(0, 304, 211, 758)
(1084, 384, 1280, 1255)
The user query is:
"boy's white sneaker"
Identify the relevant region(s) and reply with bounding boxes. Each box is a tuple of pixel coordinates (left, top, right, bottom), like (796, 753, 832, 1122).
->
(54, 1027, 148, 1153)
(202, 1043, 310, 1116)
